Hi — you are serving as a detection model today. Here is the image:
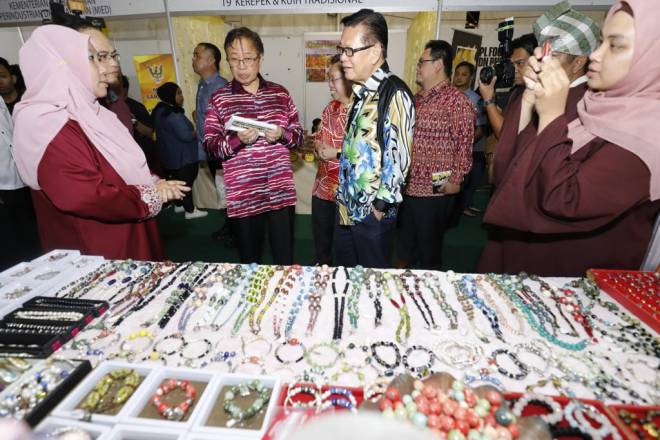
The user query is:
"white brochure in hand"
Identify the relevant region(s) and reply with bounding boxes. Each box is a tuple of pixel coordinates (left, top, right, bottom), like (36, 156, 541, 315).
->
(225, 115, 277, 137)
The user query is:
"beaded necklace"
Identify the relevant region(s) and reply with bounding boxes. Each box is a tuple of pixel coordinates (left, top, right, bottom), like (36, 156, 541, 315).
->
(364, 268, 384, 328)
(247, 266, 277, 334)
(420, 272, 458, 330)
(485, 274, 588, 351)
(251, 266, 285, 335)
(331, 267, 350, 340)
(345, 265, 365, 332)
(232, 265, 272, 336)
(55, 262, 114, 299)
(379, 272, 411, 344)
(198, 264, 246, 329)
(399, 270, 436, 330)
(448, 271, 490, 343)
(273, 265, 302, 339)
(306, 265, 330, 336)
(475, 275, 525, 336)
(284, 266, 314, 341)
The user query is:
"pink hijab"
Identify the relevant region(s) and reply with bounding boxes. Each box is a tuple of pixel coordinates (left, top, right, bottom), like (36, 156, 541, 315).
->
(567, 0, 660, 201)
(12, 25, 151, 190)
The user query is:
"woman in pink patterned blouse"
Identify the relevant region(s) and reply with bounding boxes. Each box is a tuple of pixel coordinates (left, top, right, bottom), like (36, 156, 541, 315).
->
(312, 55, 352, 265)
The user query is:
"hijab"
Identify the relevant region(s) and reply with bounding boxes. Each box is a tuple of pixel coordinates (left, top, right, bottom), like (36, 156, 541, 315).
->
(12, 25, 151, 190)
(154, 82, 184, 117)
(567, 0, 660, 200)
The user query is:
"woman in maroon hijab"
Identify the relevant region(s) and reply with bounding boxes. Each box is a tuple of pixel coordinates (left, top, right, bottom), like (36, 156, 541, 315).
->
(479, 0, 660, 277)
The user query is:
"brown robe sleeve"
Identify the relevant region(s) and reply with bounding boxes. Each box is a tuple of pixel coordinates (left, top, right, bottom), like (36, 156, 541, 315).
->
(37, 121, 152, 223)
(484, 114, 651, 234)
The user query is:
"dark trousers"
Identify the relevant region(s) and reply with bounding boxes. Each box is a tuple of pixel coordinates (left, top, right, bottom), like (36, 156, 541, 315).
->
(233, 206, 293, 265)
(334, 210, 396, 268)
(165, 162, 198, 213)
(311, 196, 335, 265)
(461, 151, 487, 209)
(397, 195, 456, 270)
(0, 187, 41, 271)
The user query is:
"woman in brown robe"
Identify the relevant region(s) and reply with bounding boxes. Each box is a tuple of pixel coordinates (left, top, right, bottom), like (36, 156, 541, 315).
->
(479, 0, 660, 277)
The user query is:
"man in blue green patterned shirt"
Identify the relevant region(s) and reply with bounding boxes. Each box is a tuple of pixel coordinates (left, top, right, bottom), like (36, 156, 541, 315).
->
(334, 9, 415, 268)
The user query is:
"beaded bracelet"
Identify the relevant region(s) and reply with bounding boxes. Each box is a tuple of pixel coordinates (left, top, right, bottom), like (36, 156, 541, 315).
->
(340, 342, 371, 369)
(370, 341, 401, 376)
(488, 348, 529, 380)
(555, 353, 598, 385)
(320, 387, 357, 413)
(241, 336, 273, 358)
(363, 377, 392, 403)
(115, 330, 154, 361)
(274, 338, 306, 364)
(151, 379, 196, 421)
(152, 333, 185, 358)
(511, 393, 563, 424)
(564, 401, 622, 440)
(513, 340, 552, 375)
(284, 383, 322, 412)
(435, 340, 482, 369)
(402, 345, 435, 378)
(81, 368, 141, 414)
(179, 338, 212, 367)
(330, 364, 366, 386)
(305, 342, 341, 371)
(231, 356, 266, 375)
(223, 379, 271, 428)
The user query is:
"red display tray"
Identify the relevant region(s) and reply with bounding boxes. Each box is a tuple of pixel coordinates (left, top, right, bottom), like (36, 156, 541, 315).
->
(588, 269, 659, 334)
(608, 404, 660, 440)
(506, 392, 633, 439)
(267, 385, 634, 439)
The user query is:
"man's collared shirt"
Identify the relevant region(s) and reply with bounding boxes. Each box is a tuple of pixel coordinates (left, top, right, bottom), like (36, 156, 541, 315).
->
(0, 99, 24, 190)
(463, 88, 488, 152)
(196, 72, 228, 160)
(336, 65, 414, 225)
(204, 76, 302, 219)
(405, 80, 475, 197)
(313, 100, 347, 201)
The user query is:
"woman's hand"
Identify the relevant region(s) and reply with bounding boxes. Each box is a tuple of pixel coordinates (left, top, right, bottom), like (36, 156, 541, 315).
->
(315, 142, 337, 160)
(156, 179, 190, 203)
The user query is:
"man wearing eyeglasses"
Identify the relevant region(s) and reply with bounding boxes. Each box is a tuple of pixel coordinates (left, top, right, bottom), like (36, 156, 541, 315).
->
(76, 27, 133, 135)
(204, 27, 302, 265)
(396, 40, 476, 270)
(334, 9, 415, 269)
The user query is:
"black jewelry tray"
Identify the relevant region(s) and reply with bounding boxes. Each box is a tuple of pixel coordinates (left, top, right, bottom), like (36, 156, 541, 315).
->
(22, 296, 109, 318)
(3, 306, 95, 333)
(23, 359, 92, 427)
(0, 331, 65, 358)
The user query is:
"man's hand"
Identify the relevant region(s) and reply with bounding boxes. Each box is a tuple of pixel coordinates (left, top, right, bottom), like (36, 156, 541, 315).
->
(371, 207, 384, 221)
(238, 128, 259, 145)
(438, 182, 461, 196)
(521, 46, 544, 106)
(478, 76, 497, 102)
(264, 126, 284, 143)
(535, 57, 570, 132)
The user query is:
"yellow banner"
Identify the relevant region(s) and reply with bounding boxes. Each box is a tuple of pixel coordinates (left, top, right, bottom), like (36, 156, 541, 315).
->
(133, 54, 176, 113)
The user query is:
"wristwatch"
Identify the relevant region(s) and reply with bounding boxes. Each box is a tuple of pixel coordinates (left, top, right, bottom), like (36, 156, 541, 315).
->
(483, 98, 496, 107)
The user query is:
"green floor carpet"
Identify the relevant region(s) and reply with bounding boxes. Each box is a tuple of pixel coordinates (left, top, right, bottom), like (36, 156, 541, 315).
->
(157, 189, 490, 272)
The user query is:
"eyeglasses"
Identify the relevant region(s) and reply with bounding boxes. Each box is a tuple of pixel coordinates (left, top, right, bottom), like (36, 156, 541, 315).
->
(417, 58, 438, 67)
(88, 51, 120, 63)
(336, 44, 374, 57)
(328, 75, 343, 83)
(228, 56, 259, 67)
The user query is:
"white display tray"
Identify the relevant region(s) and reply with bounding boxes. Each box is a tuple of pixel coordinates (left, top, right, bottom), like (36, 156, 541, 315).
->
(121, 366, 216, 431)
(52, 361, 157, 425)
(106, 424, 186, 440)
(191, 373, 281, 438)
(35, 416, 111, 440)
(32, 249, 81, 267)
